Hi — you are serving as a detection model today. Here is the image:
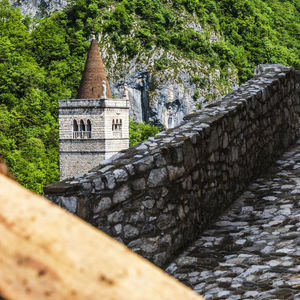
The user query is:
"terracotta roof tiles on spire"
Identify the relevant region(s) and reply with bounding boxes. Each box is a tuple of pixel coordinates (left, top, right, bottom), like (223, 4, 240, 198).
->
(77, 37, 112, 99)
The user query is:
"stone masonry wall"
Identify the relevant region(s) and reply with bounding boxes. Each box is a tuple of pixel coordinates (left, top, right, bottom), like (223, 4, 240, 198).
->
(44, 65, 299, 267)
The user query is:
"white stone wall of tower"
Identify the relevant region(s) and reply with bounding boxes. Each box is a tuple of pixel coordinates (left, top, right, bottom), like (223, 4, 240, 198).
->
(59, 98, 129, 180)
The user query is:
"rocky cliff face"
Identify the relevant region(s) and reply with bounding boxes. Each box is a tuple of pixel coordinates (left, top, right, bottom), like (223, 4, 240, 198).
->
(9, 0, 67, 16)
(103, 46, 238, 128)
(99, 18, 238, 129)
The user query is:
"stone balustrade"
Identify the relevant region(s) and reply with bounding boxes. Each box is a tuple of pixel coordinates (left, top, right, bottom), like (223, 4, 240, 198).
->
(73, 131, 92, 139)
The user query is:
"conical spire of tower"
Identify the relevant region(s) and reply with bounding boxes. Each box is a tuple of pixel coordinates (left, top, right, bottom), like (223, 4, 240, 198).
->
(77, 36, 112, 99)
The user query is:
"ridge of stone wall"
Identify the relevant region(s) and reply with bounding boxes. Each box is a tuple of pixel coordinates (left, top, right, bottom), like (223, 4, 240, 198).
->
(44, 64, 299, 267)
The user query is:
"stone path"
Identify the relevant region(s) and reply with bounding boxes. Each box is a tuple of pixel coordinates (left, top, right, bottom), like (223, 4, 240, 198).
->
(166, 137, 300, 300)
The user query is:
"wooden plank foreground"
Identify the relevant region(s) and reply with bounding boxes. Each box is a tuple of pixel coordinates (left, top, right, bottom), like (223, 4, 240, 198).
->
(0, 174, 204, 300)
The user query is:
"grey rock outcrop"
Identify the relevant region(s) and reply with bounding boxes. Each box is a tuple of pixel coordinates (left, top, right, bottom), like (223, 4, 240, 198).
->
(103, 47, 238, 129)
(9, 0, 67, 16)
(101, 21, 236, 129)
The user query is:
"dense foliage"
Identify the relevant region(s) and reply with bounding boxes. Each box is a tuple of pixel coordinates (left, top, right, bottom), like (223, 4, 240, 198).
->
(100, 0, 299, 81)
(129, 121, 161, 147)
(0, 0, 299, 193)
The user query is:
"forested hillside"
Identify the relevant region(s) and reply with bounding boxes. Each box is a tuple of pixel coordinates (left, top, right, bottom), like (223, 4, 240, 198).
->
(0, 0, 299, 193)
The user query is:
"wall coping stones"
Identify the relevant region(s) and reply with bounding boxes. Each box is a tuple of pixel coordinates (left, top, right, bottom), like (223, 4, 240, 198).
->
(44, 181, 80, 194)
(44, 64, 299, 267)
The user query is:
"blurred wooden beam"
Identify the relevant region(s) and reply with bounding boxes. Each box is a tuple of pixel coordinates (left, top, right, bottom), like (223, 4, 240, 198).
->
(0, 174, 204, 300)
(0, 158, 12, 179)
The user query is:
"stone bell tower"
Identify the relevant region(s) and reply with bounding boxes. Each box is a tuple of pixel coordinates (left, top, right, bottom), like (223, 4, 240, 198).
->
(59, 36, 129, 180)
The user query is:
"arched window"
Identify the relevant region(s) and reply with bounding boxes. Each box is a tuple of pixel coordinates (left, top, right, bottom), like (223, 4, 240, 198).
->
(112, 119, 122, 132)
(73, 120, 78, 131)
(87, 120, 91, 138)
(80, 120, 85, 132)
(73, 120, 79, 139)
(87, 120, 91, 131)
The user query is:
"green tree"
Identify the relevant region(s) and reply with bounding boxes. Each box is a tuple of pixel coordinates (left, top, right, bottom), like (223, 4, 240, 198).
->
(129, 120, 161, 147)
